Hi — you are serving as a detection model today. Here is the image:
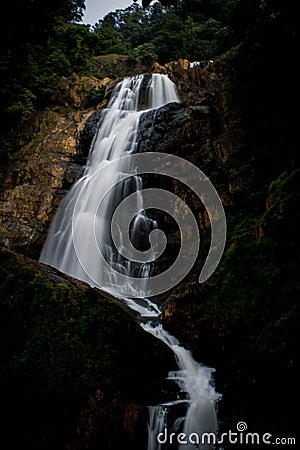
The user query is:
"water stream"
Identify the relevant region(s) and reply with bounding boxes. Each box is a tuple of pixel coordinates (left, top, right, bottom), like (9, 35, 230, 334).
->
(39, 73, 221, 449)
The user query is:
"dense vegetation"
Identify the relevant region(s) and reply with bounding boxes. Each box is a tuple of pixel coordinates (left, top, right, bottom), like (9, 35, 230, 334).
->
(1, 0, 239, 150)
(1, 0, 296, 154)
(0, 248, 120, 447)
(0, 248, 172, 449)
(1, 0, 296, 144)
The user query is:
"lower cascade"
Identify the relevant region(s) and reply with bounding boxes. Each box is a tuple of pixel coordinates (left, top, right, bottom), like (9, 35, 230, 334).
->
(39, 73, 221, 449)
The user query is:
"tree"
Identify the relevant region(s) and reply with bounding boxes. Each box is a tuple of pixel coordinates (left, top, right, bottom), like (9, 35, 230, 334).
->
(100, 4, 152, 53)
(0, 0, 87, 145)
(133, 43, 158, 66)
(137, 0, 178, 7)
(93, 23, 127, 55)
(151, 11, 186, 62)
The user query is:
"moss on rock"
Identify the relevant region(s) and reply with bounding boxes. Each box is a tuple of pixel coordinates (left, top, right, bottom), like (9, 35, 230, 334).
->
(0, 248, 176, 449)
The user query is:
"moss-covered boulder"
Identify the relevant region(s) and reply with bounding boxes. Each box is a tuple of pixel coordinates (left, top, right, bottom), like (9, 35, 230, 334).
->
(0, 248, 176, 450)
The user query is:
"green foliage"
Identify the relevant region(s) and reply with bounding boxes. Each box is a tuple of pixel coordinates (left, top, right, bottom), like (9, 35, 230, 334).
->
(0, 0, 242, 146)
(177, 0, 238, 22)
(196, 165, 300, 365)
(97, 4, 152, 50)
(151, 11, 186, 62)
(93, 24, 128, 55)
(265, 170, 300, 215)
(49, 20, 95, 75)
(218, 0, 297, 167)
(133, 43, 158, 66)
(0, 249, 121, 399)
(47, 48, 73, 76)
(6, 88, 37, 124)
(85, 86, 106, 107)
(95, 2, 238, 62)
(1, 1, 88, 141)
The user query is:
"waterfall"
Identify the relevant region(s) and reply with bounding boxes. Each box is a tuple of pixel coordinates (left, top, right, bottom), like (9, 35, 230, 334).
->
(39, 73, 221, 449)
(147, 405, 169, 450)
(142, 323, 221, 450)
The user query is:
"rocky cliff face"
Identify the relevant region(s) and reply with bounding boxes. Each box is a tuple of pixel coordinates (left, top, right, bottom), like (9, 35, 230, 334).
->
(0, 109, 89, 257)
(0, 75, 114, 258)
(0, 59, 225, 259)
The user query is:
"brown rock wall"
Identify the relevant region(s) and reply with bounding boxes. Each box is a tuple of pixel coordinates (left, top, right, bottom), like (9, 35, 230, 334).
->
(0, 109, 93, 257)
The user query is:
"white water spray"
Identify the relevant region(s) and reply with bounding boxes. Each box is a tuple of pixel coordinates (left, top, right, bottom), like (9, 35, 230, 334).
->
(142, 323, 221, 450)
(39, 73, 221, 449)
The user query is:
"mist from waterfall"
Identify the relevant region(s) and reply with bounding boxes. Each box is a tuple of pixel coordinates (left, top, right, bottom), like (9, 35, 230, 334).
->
(39, 72, 221, 449)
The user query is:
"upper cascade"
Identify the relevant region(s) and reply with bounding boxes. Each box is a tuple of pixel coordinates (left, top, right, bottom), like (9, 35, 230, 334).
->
(39, 73, 180, 296)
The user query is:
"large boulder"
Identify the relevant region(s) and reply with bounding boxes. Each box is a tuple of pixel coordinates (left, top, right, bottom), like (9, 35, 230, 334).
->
(0, 248, 177, 450)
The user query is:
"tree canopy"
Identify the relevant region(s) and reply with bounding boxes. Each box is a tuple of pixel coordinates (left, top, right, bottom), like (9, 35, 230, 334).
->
(0, 0, 296, 163)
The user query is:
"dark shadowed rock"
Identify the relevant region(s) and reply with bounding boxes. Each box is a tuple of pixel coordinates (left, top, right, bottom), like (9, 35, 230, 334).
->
(0, 248, 177, 450)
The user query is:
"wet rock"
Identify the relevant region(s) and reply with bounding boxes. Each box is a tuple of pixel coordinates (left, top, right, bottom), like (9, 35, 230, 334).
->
(79, 109, 103, 157)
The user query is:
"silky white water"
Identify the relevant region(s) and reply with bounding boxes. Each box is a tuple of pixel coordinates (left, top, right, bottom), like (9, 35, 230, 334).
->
(142, 322, 221, 450)
(39, 73, 221, 449)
